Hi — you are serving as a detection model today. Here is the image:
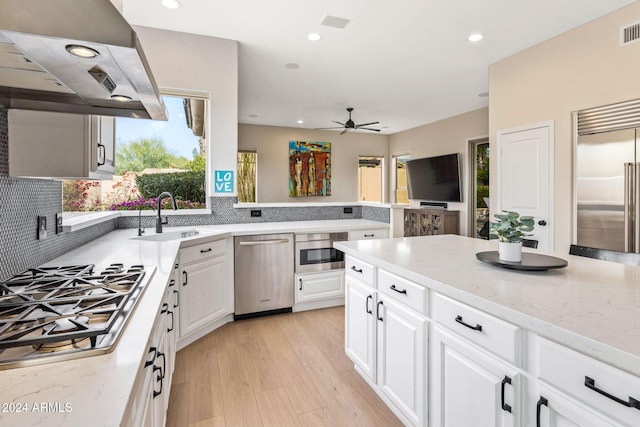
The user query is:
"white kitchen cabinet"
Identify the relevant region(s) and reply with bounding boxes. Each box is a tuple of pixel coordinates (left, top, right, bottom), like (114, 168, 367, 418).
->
(166, 258, 180, 379)
(345, 274, 377, 381)
(431, 326, 521, 427)
(376, 295, 427, 426)
(294, 270, 345, 311)
(535, 383, 624, 427)
(8, 109, 116, 178)
(178, 238, 233, 348)
(348, 227, 389, 241)
(344, 256, 427, 426)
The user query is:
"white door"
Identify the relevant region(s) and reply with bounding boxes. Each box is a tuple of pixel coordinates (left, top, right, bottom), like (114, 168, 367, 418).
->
(497, 122, 553, 251)
(432, 327, 520, 427)
(376, 297, 427, 426)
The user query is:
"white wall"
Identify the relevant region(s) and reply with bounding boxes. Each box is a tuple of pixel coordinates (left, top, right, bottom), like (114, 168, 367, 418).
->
(389, 108, 489, 236)
(488, 1, 640, 253)
(238, 124, 389, 203)
(133, 26, 238, 197)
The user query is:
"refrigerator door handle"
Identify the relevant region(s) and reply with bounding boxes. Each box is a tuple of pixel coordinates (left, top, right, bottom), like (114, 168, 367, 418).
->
(635, 163, 640, 254)
(624, 163, 634, 252)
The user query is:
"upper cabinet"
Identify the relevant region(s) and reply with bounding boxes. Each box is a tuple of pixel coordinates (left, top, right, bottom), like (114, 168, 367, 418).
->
(8, 109, 116, 179)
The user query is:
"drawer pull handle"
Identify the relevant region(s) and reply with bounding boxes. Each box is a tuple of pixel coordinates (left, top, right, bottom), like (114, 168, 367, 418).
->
(351, 266, 363, 273)
(501, 375, 512, 413)
(455, 315, 483, 332)
(364, 234, 374, 237)
(376, 301, 384, 321)
(200, 248, 212, 253)
(536, 396, 548, 427)
(584, 376, 640, 410)
(390, 284, 407, 294)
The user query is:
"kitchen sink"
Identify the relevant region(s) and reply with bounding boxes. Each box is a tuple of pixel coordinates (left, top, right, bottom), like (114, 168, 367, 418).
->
(131, 229, 203, 242)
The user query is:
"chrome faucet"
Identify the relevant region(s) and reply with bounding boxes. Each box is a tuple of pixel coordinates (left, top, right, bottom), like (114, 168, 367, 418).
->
(156, 192, 178, 233)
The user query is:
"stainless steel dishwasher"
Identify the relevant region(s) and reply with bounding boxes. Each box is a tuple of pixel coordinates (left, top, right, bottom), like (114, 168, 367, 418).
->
(234, 233, 294, 319)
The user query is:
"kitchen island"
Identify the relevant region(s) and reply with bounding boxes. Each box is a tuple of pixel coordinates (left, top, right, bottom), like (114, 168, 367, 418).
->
(334, 234, 640, 427)
(0, 219, 387, 427)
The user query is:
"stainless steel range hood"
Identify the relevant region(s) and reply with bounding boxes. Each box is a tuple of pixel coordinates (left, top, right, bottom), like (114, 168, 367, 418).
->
(0, 0, 167, 120)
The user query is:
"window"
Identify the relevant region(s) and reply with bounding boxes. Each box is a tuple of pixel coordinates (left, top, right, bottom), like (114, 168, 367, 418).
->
(237, 150, 257, 203)
(62, 94, 208, 212)
(358, 156, 383, 203)
(393, 154, 410, 204)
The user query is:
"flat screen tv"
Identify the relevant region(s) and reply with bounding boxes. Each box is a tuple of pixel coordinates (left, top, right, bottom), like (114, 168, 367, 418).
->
(406, 153, 462, 202)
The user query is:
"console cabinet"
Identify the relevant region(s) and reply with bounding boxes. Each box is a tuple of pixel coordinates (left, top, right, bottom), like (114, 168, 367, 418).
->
(403, 209, 459, 237)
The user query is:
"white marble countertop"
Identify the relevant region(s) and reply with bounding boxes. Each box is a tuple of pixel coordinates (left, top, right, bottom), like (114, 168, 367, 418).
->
(334, 235, 640, 377)
(0, 219, 386, 426)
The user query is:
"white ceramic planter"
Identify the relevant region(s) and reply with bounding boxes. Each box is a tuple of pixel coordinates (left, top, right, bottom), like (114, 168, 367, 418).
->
(498, 241, 522, 262)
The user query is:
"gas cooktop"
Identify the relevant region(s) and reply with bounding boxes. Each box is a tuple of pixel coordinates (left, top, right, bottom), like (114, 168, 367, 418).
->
(0, 263, 153, 370)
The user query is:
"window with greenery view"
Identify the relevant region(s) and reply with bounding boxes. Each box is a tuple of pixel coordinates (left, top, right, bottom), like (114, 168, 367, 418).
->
(237, 151, 257, 203)
(62, 95, 207, 212)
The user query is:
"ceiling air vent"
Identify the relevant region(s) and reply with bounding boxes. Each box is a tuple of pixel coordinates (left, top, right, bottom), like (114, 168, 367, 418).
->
(620, 21, 640, 46)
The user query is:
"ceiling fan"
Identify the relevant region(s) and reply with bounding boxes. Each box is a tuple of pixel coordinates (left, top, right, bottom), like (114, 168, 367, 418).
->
(315, 107, 381, 135)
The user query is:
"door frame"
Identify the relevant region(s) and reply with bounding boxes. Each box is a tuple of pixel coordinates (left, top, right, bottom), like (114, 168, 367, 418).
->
(496, 120, 555, 251)
(466, 135, 490, 238)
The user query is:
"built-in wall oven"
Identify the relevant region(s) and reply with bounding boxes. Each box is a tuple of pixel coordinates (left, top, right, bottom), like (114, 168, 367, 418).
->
(295, 232, 348, 273)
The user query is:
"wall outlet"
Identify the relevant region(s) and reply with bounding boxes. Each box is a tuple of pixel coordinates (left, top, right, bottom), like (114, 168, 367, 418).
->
(250, 209, 262, 217)
(37, 216, 48, 240)
(343, 207, 353, 214)
(55, 213, 63, 234)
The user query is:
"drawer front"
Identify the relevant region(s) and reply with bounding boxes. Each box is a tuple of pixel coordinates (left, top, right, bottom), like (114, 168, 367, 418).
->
(432, 293, 521, 365)
(348, 228, 389, 241)
(538, 337, 640, 426)
(377, 269, 427, 315)
(345, 255, 375, 285)
(180, 238, 226, 264)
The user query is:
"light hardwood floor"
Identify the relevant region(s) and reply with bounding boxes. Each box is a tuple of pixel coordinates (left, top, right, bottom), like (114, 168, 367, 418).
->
(166, 306, 403, 427)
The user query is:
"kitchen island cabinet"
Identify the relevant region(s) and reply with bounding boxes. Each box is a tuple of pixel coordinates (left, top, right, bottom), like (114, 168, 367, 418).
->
(335, 235, 640, 427)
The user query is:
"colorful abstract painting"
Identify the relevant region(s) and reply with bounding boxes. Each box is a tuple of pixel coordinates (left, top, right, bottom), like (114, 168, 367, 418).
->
(289, 140, 331, 197)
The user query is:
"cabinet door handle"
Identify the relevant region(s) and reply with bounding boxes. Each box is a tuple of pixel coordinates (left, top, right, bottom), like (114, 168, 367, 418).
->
(365, 294, 372, 314)
(173, 289, 179, 308)
(167, 310, 174, 333)
(153, 365, 163, 398)
(536, 396, 548, 427)
(351, 265, 363, 273)
(455, 315, 483, 332)
(144, 347, 157, 368)
(97, 143, 106, 166)
(376, 301, 384, 321)
(182, 271, 188, 286)
(584, 376, 640, 410)
(299, 278, 303, 291)
(200, 248, 212, 253)
(156, 351, 166, 380)
(501, 375, 512, 413)
(390, 284, 407, 294)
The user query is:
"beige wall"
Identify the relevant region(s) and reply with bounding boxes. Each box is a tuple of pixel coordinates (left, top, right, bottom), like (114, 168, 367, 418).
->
(238, 124, 389, 203)
(133, 26, 238, 197)
(389, 108, 489, 236)
(488, 2, 640, 253)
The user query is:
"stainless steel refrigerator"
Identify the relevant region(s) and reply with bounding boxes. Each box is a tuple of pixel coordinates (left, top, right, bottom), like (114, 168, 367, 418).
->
(574, 102, 640, 253)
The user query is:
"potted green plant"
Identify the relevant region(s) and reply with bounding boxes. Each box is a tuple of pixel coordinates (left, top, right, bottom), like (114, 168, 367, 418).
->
(489, 211, 535, 262)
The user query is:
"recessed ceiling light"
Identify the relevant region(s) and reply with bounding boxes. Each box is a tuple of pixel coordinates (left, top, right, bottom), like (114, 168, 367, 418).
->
(297, 120, 304, 124)
(307, 33, 322, 41)
(111, 94, 132, 102)
(161, 0, 181, 9)
(467, 33, 484, 43)
(65, 44, 99, 58)
(478, 92, 489, 98)
(285, 63, 300, 70)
